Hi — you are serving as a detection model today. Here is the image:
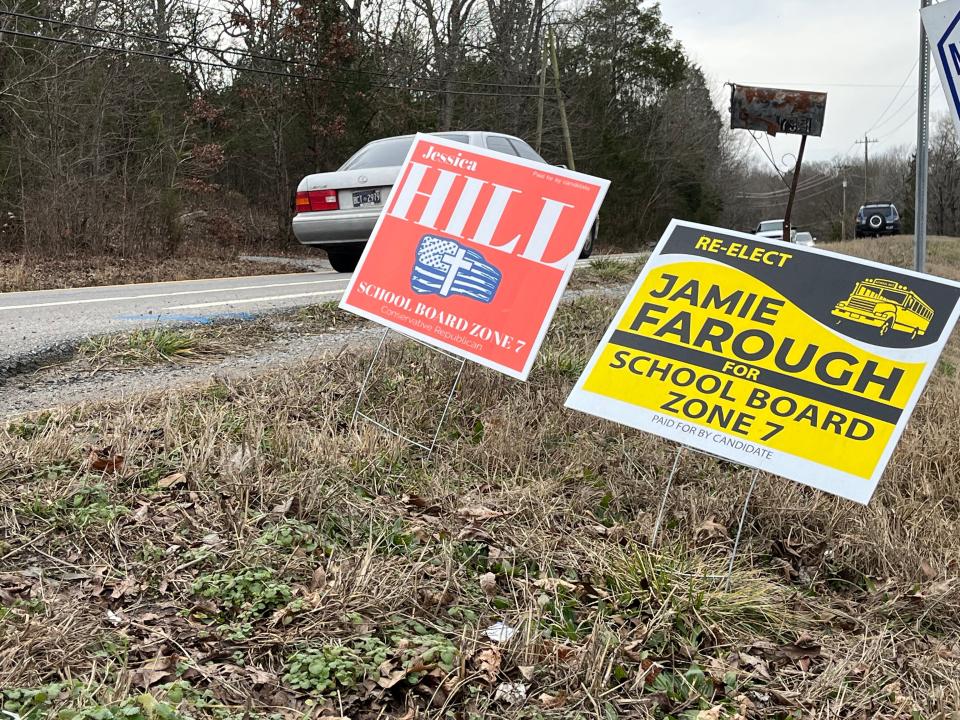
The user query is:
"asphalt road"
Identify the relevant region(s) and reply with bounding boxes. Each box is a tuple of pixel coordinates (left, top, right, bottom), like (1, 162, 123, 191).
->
(0, 253, 642, 372)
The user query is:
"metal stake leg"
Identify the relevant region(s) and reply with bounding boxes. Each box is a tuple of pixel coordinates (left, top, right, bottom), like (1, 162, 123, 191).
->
(651, 445, 685, 545)
(725, 469, 761, 592)
(427, 357, 466, 457)
(352, 328, 390, 427)
(352, 327, 465, 456)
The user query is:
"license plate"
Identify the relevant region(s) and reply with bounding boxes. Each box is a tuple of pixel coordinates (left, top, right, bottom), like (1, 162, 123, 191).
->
(352, 189, 381, 208)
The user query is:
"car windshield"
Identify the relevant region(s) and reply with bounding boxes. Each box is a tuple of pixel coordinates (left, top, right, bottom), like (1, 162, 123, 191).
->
(341, 134, 470, 170)
(758, 221, 782, 232)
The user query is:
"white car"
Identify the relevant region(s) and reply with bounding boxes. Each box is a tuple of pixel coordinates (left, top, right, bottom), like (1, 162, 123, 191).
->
(794, 231, 815, 247)
(293, 131, 599, 272)
(754, 219, 797, 243)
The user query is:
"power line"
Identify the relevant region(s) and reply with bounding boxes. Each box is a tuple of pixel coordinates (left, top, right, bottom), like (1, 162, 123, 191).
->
(0, 9, 544, 91)
(739, 173, 838, 198)
(744, 133, 841, 196)
(748, 132, 790, 189)
(745, 182, 839, 208)
(739, 172, 838, 197)
(865, 58, 919, 134)
(872, 88, 919, 133)
(735, 80, 919, 89)
(878, 81, 942, 139)
(0, 26, 545, 98)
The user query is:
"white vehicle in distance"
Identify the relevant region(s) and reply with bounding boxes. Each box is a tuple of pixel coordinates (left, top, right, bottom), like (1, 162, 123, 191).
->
(293, 131, 599, 273)
(753, 219, 797, 242)
(794, 231, 815, 247)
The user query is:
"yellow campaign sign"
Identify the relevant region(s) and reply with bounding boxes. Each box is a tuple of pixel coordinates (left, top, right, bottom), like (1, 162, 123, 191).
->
(566, 221, 960, 504)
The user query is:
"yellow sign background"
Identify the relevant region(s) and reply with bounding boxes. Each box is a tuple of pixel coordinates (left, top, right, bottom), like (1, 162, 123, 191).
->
(581, 260, 924, 480)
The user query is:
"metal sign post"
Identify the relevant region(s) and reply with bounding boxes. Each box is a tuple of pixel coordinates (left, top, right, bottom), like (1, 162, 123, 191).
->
(917, 0, 933, 273)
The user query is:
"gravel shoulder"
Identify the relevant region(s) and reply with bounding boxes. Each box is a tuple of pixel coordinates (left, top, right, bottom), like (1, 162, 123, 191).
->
(0, 284, 634, 420)
(0, 326, 381, 419)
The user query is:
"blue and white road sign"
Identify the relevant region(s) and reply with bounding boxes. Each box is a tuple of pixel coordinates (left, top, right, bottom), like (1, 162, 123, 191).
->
(923, 0, 960, 135)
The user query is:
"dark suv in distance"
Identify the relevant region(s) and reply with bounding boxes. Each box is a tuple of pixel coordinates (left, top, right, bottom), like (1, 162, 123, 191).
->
(855, 202, 901, 238)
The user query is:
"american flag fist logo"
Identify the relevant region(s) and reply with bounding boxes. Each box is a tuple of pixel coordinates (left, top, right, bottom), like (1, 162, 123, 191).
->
(411, 235, 502, 303)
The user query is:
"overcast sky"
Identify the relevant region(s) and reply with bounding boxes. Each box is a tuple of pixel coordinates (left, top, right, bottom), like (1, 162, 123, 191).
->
(658, 0, 950, 167)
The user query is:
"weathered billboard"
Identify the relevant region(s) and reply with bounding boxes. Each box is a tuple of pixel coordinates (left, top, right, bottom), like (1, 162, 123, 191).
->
(730, 84, 827, 137)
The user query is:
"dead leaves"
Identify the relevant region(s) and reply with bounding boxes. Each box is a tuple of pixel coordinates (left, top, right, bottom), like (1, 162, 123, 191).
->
(455, 505, 504, 521)
(87, 445, 124, 473)
(531, 577, 578, 593)
(376, 659, 408, 690)
(472, 647, 502, 683)
(157, 471, 186, 489)
(493, 681, 527, 705)
(402, 493, 441, 515)
(183, 663, 286, 707)
(695, 707, 723, 720)
(129, 655, 175, 689)
(748, 633, 823, 674)
(454, 504, 504, 544)
(695, 516, 728, 541)
(537, 691, 567, 709)
(479, 572, 498, 597)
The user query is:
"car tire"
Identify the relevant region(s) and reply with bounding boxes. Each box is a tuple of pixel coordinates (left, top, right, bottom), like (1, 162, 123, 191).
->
(579, 220, 598, 259)
(327, 246, 363, 273)
(868, 213, 885, 234)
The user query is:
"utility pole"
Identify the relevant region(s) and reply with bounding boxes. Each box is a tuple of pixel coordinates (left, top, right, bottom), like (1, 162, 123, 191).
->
(842, 177, 848, 240)
(916, 0, 932, 273)
(548, 27, 575, 171)
(535, 39, 549, 154)
(855, 135, 879, 203)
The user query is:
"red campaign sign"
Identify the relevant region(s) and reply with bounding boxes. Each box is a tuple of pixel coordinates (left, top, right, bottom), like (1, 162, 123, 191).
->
(340, 134, 609, 379)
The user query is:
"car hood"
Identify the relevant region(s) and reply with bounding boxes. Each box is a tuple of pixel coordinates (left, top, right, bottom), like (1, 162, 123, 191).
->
(298, 166, 402, 191)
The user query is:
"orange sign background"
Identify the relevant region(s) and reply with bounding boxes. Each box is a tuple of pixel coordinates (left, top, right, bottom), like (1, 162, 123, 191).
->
(340, 134, 609, 379)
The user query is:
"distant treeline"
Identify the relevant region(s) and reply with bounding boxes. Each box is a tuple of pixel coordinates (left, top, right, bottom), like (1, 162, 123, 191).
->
(0, 0, 732, 257)
(6, 0, 948, 259)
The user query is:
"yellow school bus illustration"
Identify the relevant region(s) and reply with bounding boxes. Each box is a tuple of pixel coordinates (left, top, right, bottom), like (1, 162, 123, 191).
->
(832, 278, 933, 340)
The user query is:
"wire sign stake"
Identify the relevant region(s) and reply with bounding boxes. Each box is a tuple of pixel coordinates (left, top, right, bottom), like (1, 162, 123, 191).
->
(352, 327, 466, 457)
(648, 443, 762, 590)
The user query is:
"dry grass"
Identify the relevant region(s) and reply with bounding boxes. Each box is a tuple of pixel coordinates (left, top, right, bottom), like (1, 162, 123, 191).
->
(2, 284, 960, 718)
(819, 235, 960, 282)
(47, 303, 366, 373)
(567, 257, 646, 291)
(0, 252, 302, 293)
